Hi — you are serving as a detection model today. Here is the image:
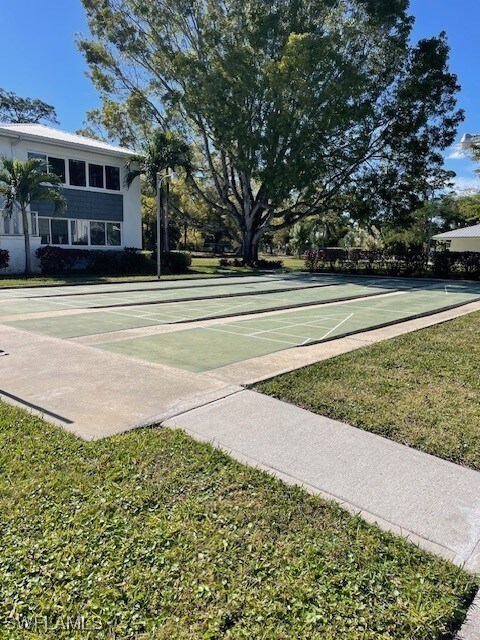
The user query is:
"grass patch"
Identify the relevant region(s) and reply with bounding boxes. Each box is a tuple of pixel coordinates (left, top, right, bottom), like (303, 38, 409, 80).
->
(0, 403, 477, 639)
(256, 312, 480, 471)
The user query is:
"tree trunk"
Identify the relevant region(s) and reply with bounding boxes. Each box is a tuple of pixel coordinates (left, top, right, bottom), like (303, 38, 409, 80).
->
(213, 231, 222, 254)
(22, 209, 32, 275)
(241, 229, 259, 264)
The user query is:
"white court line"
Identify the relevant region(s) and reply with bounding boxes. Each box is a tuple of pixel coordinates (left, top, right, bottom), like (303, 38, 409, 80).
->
(249, 314, 354, 344)
(106, 309, 191, 322)
(187, 299, 263, 319)
(259, 318, 334, 329)
(319, 313, 355, 341)
(324, 301, 434, 316)
(247, 316, 337, 339)
(205, 325, 299, 346)
(248, 328, 315, 341)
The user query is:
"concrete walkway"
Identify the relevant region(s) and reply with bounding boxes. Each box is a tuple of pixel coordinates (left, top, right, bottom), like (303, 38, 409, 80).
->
(0, 326, 240, 440)
(165, 390, 480, 574)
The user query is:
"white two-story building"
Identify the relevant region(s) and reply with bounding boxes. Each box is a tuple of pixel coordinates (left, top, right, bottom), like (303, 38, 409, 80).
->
(0, 123, 141, 273)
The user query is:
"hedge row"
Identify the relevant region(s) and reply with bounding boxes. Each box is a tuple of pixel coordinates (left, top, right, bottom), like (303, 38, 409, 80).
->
(431, 252, 480, 279)
(151, 250, 192, 273)
(305, 248, 480, 280)
(218, 257, 284, 270)
(36, 246, 192, 276)
(0, 249, 9, 270)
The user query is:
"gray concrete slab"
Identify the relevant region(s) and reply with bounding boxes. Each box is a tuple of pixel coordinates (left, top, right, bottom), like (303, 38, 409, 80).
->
(0, 326, 240, 440)
(165, 390, 480, 573)
(457, 591, 480, 639)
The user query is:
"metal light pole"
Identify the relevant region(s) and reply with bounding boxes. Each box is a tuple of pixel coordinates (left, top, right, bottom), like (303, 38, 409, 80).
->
(426, 187, 434, 259)
(156, 171, 178, 280)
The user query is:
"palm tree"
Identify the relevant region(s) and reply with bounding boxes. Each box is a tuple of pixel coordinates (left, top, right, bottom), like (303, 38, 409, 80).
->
(0, 157, 66, 274)
(125, 130, 191, 252)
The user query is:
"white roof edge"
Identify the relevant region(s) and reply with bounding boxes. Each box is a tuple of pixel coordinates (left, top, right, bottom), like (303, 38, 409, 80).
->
(0, 123, 138, 158)
(432, 224, 480, 240)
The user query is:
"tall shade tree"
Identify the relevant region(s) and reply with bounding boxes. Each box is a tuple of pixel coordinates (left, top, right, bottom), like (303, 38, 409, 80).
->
(0, 158, 66, 274)
(0, 89, 59, 125)
(79, 0, 463, 262)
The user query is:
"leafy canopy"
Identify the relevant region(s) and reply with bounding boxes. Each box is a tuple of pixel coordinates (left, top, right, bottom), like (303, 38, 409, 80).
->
(79, 0, 463, 260)
(0, 89, 59, 125)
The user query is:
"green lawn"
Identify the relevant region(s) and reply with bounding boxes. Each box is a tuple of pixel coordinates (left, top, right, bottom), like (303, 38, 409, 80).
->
(257, 312, 480, 472)
(0, 404, 476, 639)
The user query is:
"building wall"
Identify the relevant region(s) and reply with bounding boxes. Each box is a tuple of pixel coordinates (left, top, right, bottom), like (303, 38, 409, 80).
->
(0, 235, 41, 274)
(437, 238, 480, 253)
(33, 188, 124, 222)
(0, 134, 141, 246)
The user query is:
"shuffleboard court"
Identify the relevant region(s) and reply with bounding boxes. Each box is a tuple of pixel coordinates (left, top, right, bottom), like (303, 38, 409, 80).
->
(96, 284, 480, 372)
(0, 274, 287, 299)
(0, 274, 353, 317)
(4, 279, 413, 338)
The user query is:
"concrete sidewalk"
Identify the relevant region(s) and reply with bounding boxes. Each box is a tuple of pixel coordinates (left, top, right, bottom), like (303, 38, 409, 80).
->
(0, 326, 240, 440)
(165, 390, 480, 573)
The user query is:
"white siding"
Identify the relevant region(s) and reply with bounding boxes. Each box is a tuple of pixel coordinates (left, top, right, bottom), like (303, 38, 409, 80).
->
(0, 133, 142, 273)
(437, 238, 480, 253)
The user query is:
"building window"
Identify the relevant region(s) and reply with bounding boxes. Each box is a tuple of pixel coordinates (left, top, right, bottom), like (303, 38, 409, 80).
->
(51, 219, 69, 245)
(90, 221, 106, 246)
(27, 152, 47, 172)
(107, 222, 122, 246)
(105, 165, 120, 191)
(39, 218, 51, 244)
(89, 163, 104, 189)
(69, 159, 86, 187)
(39, 217, 122, 247)
(28, 153, 65, 183)
(30, 214, 38, 236)
(71, 220, 89, 246)
(28, 152, 122, 191)
(48, 157, 66, 183)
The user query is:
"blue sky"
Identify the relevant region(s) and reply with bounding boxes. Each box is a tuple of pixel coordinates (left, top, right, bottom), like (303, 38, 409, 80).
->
(0, 0, 478, 189)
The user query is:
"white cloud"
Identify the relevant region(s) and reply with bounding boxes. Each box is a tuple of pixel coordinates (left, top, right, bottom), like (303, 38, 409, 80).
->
(450, 176, 480, 193)
(447, 149, 465, 160)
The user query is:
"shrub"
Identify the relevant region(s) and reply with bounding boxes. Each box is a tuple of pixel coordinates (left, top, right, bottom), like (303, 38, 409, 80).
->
(162, 250, 192, 273)
(305, 247, 480, 280)
(36, 246, 154, 276)
(305, 249, 320, 273)
(122, 247, 152, 274)
(218, 257, 243, 268)
(151, 250, 192, 273)
(432, 252, 451, 278)
(217, 257, 283, 269)
(36, 246, 75, 274)
(251, 258, 283, 270)
(432, 251, 480, 280)
(0, 249, 9, 270)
